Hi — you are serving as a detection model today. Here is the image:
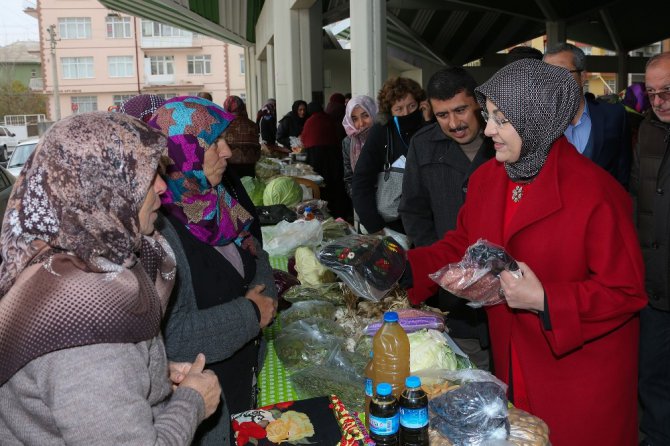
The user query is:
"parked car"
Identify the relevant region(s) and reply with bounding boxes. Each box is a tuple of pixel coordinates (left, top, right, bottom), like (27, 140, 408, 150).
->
(0, 164, 15, 230)
(0, 126, 19, 165)
(7, 137, 39, 178)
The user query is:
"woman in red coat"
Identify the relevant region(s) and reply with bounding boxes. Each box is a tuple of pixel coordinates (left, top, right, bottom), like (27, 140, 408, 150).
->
(406, 59, 647, 445)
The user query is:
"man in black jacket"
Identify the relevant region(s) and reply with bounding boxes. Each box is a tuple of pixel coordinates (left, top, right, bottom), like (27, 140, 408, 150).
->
(398, 67, 494, 370)
(632, 52, 670, 446)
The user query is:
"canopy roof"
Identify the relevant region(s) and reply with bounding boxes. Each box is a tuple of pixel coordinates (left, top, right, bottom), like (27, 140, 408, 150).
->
(99, 0, 670, 65)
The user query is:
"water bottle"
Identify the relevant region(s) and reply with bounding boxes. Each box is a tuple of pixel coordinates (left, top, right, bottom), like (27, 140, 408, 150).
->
(369, 382, 399, 446)
(364, 351, 375, 429)
(303, 206, 315, 221)
(399, 376, 429, 446)
(373, 311, 410, 398)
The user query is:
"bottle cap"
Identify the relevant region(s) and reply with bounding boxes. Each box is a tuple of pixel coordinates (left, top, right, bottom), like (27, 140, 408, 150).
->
(405, 376, 421, 388)
(377, 383, 392, 396)
(383, 311, 399, 322)
(369, 351, 373, 358)
(304, 206, 312, 212)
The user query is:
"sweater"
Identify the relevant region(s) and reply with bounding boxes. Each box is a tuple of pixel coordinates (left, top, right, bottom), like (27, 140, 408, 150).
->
(0, 338, 205, 445)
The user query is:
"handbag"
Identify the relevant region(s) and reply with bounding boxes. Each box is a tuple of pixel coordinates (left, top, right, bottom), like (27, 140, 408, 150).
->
(376, 126, 404, 222)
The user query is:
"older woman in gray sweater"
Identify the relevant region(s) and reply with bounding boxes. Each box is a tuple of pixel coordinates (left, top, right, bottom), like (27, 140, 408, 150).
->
(0, 112, 220, 445)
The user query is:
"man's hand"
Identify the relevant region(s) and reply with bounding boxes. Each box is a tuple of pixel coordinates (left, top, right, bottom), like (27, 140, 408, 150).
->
(178, 353, 221, 418)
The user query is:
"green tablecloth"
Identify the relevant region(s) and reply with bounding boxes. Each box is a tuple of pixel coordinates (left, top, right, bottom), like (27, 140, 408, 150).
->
(258, 321, 298, 407)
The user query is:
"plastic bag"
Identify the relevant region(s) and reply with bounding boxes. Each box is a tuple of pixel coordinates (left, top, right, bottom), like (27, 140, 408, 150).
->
(507, 407, 550, 445)
(429, 380, 510, 445)
(283, 317, 348, 339)
(316, 235, 406, 301)
(255, 156, 283, 181)
(364, 311, 445, 336)
(263, 219, 323, 256)
(290, 365, 365, 414)
(278, 300, 337, 328)
(321, 218, 354, 242)
(274, 324, 344, 372)
(294, 246, 337, 286)
(256, 204, 297, 226)
(282, 283, 348, 306)
(296, 199, 331, 221)
(429, 239, 519, 308)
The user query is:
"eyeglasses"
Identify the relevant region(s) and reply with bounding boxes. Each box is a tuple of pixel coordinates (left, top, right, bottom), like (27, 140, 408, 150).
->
(646, 87, 670, 102)
(481, 110, 510, 128)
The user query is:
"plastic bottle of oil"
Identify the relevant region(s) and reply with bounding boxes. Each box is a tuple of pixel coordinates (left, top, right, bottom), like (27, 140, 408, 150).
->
(372, 311, 410, 399)
(364, 351, 375, 429)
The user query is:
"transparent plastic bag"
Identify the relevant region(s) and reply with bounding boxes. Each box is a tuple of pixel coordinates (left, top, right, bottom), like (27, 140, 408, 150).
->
(282, 283, 347, 306)
(429, 239, 519, 308)
(277, 300, 337, 328)
(274, 324, 344, 372)
(316, 234, 406, 301)
(263, 219, 323, 256)
(290, 365, 365, 414)
(294, 246, 337, 286)
(429, 380, 509, 445)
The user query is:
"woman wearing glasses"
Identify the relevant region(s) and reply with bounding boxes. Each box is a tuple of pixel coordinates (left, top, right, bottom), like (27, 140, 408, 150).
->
(403, 59, 646, 445)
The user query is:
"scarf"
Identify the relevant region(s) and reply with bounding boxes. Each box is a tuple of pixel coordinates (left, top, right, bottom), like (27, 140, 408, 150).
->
(342, 95, 378, 171)
(224, 95, 248, 118)
(0, 112, 176, 384)
(149, 96, 254, 246)
(119, 94, 166, 123)
(474, 59, 581, 181)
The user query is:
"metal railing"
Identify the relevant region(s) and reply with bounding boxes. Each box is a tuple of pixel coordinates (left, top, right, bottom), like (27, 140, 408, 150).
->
(3, 115, 48, 126)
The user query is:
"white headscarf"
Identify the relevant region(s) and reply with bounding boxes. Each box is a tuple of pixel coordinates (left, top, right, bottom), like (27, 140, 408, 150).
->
(342, 95, 378, 171)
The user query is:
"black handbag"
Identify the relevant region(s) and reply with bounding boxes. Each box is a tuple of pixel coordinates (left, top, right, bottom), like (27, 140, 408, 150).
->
(256, 204, 298, 226)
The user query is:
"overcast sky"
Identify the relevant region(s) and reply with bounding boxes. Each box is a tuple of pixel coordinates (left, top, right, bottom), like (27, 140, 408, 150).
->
(0, 0, 39, 46)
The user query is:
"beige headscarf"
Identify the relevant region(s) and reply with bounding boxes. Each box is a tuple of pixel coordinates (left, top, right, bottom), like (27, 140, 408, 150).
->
(0, 112, 176, 385)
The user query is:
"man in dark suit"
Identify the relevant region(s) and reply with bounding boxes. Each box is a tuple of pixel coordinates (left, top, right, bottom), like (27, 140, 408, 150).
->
(544, 43, 631, 187)
(398, 67, 494, 370)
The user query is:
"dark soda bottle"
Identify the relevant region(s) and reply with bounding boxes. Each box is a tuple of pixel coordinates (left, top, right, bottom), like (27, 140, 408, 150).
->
(369, 382, 399, 446)
(399, 376, 429, 446)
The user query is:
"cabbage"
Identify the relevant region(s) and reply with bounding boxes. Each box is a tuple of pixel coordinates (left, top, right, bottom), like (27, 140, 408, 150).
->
(241, 176, 265, 206)
(263, 176, 303, 207)
(408, 329, 458, 373)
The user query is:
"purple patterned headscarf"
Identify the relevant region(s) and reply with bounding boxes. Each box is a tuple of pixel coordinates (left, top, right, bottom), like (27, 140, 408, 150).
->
(120, 94, 166, 123)
(149, 96, 254, 246)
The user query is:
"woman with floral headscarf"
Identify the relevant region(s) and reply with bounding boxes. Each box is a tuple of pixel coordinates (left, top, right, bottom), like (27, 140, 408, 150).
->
(0, 112, 221, 444)
(341, 95, 378, 197)
(402, 60, 646, 445)
(149, 97, 277, 446)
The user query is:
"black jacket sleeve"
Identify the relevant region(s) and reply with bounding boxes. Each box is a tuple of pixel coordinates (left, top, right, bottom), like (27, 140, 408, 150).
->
(342, 137, 353, 197)
(276, 116, 291, 148)
(351, 123, 388, 233)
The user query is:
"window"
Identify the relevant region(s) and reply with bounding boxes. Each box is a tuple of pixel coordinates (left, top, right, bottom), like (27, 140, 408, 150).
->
(61, 57, 94, 79)
(31, 68, 37, 78)
(149, 56, 174, 75)
(155, 93, 178, 100)
(239, 54, 245, 74)
(142, 20, 186, 37)
(108, 56, 134, 78)
(71, 96, 98, 114)
(106, 16, 131, 38)
(605, 79, 616, 93)
(113, 94, 134, 106)
(58, 18, 92, 39)
(187, 55, 211, 75)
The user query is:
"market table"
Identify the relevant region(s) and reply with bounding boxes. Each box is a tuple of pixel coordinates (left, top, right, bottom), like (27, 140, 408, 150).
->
(258, 321, 298, 406)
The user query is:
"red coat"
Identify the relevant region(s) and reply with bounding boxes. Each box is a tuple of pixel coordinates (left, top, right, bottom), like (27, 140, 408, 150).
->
(408, 137, 647, 446)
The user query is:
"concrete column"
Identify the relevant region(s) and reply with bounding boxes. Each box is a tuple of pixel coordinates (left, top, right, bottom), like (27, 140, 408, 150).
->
(273, 0, 302, 116)
(266, 43, 275, 100)
(244, 46, 258, 112)
(298, 9, 313, 102)
(350, 0, 387, 98)
(545, 21, 567, 51)
(617, 52, 627, 92)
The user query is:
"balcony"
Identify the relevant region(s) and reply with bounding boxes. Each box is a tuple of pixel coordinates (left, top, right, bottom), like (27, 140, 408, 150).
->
(141, 34, 195, 49)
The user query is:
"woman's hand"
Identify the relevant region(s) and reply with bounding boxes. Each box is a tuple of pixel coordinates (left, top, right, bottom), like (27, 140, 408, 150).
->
(500, 261, 545, 312)
(168, 361, 192, 389)
(178, 353, 222, 418)
(245, 284, 278, 328)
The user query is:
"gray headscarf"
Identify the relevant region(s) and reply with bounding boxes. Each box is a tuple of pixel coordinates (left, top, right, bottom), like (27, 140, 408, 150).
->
(474, 59, 581, 181)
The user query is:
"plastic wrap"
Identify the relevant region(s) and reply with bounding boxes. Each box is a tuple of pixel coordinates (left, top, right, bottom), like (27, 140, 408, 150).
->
(277, 300, 337, 328)
(274, 326, 344, 372)
(282, 283, 348, 306)
(294, 246, 337, 286)
(429, 239, 519, 308)
(263, 220, 323, 256)
(290, 365, 365, 414)
(316, 235, 406, 301)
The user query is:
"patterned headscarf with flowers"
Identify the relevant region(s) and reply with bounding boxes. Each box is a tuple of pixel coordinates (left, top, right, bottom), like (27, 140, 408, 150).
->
(149, 96, 254, 246)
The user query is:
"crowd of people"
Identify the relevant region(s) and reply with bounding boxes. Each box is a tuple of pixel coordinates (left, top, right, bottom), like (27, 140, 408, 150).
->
(0, 44, 668, 446)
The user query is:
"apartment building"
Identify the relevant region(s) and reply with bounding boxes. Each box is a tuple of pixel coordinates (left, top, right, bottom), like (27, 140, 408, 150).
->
(34, 0, 246, 120)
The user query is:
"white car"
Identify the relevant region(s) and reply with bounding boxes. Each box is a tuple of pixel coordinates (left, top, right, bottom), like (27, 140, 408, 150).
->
(0, 126, 19, 164)
(7, 137, 39, 178)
